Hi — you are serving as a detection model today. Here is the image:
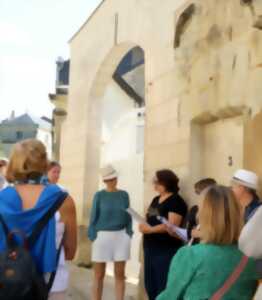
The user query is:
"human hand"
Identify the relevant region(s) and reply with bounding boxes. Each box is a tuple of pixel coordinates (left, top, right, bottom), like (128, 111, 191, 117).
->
(191, 227, 201, 239)
(167, 228, 179, 238)
(165, 225, 182, 239)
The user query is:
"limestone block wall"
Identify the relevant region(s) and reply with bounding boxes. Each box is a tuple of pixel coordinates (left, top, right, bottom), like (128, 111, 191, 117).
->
(244, 109, 262, 196)
(190, 116, 244, 187)
(171, 0, 262, 201)
(58, 0, 262, 276)
(59, 0, 189, 233)
(176, 0, 262, 120)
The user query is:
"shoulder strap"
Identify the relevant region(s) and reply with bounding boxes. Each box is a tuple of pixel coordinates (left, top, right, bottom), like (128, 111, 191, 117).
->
(0, 214, 10, 237)
(210, 255, 249, 300)
(46, 233, 65, 291)
(28, 191, 68, 247)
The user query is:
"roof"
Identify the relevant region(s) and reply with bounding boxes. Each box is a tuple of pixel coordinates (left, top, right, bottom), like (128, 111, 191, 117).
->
(1, 113, 52, 131)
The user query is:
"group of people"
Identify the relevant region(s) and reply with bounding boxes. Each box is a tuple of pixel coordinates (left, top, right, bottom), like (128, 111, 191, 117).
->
(88, 165, 262, 300)
(0, 138, 262, 300)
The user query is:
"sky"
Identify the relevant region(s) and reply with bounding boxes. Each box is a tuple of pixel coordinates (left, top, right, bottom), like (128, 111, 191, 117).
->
(0, 0, 102, 120)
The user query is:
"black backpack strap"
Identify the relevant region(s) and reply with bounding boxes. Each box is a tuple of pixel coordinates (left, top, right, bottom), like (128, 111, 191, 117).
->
(46, 233, 65, 291)
(0, 214, 10, 237)
(28, 191, 68, 247)
(29, 191, 68, 292)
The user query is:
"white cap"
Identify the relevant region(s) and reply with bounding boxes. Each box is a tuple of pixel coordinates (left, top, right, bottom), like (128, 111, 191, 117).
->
(232, 169, 259, 190)
(101, 164, 118, 181)
(0, 158, 8, 166)
(0, 157, 8, 163)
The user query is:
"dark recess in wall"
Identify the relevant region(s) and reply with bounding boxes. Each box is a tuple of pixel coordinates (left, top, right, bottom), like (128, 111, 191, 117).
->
(174, 4, 196, 48)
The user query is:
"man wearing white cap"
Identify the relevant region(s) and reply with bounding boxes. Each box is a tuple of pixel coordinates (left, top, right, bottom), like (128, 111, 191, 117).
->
(231, 169, 261, 223)
(234, 171, 262, 299)
(0, 158, 8, 191)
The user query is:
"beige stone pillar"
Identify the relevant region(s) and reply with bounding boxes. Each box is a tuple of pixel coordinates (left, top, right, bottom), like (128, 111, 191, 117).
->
(244, 109, 262, 196)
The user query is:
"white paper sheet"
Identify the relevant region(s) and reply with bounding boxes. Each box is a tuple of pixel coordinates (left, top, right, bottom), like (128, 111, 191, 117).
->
(157, 216, 188, 242)
(126, 208, 148, 225)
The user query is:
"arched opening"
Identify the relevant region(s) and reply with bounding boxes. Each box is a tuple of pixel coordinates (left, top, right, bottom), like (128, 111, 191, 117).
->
(190, 115, 244, 200)
(100, 46, 145, 281)
(85, 44, 145, 282)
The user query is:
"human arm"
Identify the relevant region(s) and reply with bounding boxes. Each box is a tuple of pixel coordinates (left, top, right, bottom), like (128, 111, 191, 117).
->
(139, 212, 183, 234)
(87, 192, 100, 241)
(239, 206, 262, 259)
(125, 193, 133, 237)
(60, 196, 77, 260)
(157, 247, 197, 300)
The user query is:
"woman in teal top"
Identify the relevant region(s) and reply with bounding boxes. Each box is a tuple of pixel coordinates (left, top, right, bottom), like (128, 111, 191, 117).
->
(88, 165, 133, 300)
(88, 189, 132, 241)
(157, 185, 259, 300)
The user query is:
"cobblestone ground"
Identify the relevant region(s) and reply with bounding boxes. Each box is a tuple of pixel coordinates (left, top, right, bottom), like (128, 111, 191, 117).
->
(67, 264, 138, 300)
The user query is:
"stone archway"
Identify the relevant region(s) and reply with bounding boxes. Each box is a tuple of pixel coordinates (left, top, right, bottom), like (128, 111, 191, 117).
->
(76, 43, 146, 282)
(54, 0, 262, 298)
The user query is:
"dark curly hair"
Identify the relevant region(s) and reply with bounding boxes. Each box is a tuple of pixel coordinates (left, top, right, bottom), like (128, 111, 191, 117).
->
(155, 169, 179, 194)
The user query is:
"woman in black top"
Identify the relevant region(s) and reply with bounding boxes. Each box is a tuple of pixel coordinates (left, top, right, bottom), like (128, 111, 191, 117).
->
(139, 169, 187, 300)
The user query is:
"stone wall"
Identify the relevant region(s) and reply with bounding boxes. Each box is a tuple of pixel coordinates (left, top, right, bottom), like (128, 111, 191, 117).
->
(58, 0, 262, 298)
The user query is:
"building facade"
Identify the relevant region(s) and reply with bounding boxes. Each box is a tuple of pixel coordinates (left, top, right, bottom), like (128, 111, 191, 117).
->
(52, 0, 262, 297)
(0, 113, 52, 158)
(49, 58, 70, 161)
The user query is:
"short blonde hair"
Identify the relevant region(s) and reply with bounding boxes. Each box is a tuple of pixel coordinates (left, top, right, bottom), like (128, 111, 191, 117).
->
(6, 139, 48, 183)
(199, 185, 243, 245)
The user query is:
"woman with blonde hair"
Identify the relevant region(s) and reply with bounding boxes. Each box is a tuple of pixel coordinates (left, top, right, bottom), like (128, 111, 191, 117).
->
(0, 139, 77, 300)
(157, 185, 259, 300)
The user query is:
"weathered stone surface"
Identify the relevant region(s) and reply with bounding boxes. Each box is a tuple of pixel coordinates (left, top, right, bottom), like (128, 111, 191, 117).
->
(58, 0, 262, 298)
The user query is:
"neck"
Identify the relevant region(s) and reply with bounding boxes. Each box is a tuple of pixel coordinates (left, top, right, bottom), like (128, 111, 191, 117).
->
(240, 193, 254, 208)
(106, 187, 117, 192)
(160, 191, 173, 198)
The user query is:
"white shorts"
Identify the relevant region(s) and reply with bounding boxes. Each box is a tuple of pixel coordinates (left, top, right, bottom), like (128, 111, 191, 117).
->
(255, 284, 262, 300)
(92, 230, 131, 262)
(48, 292, 66, 300)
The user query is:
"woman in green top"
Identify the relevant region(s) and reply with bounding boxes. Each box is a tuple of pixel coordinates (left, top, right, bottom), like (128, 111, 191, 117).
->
(157, 185, 259, 300)
(88, 165, 133, 300)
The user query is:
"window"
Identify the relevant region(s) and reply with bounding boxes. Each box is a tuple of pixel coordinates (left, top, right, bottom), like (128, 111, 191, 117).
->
(16, 131, 23, 140)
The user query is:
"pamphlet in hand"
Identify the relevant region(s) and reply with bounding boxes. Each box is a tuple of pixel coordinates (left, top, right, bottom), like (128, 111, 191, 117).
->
(126, 208, 148, 225)
(157, 216, 188, 242)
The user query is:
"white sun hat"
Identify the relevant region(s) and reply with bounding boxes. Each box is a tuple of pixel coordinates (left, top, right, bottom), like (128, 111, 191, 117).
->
(232, 169, 259, 190)
(101, 164, 118, 181)
(0, 158, 8, 166)
(0, 157, 8, 163)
